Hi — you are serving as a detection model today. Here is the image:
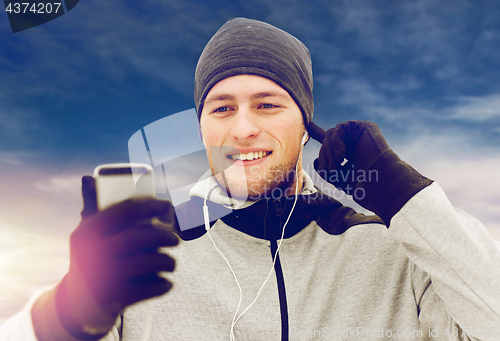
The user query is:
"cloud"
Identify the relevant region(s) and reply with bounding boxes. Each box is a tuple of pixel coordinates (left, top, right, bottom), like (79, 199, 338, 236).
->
(0, 105, 41, 148)
(444, 94, 500, 121)
(317, 0, 464, 63)
(0, 0, 214, 107)
(333, 77, 500, 131)
(0, 165, 84, 238)
(414, 160, 500, 242)
(305, 0, 500, 127)
(377, 76, 423, 93)
(33, 174, 83, 197)
(394, 130, 500, 241)
(0, 152, 27, 166)
(375, 93, 500, 135)
(337, 77, 385, 106)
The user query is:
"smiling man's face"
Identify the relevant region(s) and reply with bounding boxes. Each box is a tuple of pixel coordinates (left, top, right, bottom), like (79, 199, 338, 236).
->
(200, 74, 306, 200)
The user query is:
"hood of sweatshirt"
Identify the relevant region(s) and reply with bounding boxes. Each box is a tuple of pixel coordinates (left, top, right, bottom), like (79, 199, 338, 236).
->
(173, 169, 383, 241)
(188, 169, 318, 209)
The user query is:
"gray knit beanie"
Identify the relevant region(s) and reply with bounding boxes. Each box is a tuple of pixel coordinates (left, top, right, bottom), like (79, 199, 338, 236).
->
(194, 18, 314, 127)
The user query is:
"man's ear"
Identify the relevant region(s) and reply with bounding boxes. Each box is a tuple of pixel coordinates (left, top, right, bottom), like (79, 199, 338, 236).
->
(198, 123, 205, 145)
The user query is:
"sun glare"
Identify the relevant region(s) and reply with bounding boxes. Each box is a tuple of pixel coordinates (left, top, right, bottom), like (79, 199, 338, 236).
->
(0, 224, 69, 322)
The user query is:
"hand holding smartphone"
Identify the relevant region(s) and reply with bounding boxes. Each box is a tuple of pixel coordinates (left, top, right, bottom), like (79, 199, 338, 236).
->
(48, 163, 177, 340)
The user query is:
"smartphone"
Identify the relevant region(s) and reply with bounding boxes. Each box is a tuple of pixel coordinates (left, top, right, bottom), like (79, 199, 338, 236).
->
(93, 163, 155, 210)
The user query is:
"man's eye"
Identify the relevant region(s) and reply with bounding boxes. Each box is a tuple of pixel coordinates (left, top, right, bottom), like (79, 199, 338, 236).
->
(214, 106, 229, 113)
(261, 103, 275, 109)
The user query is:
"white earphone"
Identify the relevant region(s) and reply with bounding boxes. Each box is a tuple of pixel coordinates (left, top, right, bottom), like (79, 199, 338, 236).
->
(301, 131, 308, 146)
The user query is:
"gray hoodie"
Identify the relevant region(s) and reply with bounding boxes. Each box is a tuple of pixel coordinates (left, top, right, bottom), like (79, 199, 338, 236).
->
(109, 170, 500, 341)
(1, 171, 499, 341)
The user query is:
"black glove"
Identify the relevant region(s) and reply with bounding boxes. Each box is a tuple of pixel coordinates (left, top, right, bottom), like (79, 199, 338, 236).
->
(311, 121, 433, 226)
(55, 175, 179, 339)
(313, 121, 390, 196)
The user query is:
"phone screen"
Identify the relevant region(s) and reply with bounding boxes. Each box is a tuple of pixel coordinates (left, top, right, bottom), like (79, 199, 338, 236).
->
(94, 163, 155, 210)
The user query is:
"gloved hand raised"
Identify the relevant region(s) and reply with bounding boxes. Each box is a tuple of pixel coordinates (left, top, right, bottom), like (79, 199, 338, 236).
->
(310, 121, 432, 226)
(313, 121, 390, 196)
(56, 175, 179, 339)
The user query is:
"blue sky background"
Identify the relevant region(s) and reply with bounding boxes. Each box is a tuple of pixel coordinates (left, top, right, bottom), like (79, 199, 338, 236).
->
(1, 0, 499, 323)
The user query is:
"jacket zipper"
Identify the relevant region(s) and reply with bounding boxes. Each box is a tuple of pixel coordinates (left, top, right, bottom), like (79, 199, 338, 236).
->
(268, 199, 289, 341)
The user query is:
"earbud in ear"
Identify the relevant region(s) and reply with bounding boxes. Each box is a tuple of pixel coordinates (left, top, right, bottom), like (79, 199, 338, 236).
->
(301, 132, 308, 146)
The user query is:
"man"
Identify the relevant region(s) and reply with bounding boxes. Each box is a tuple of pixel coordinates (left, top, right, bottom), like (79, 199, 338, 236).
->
(1, 17, 499, 341)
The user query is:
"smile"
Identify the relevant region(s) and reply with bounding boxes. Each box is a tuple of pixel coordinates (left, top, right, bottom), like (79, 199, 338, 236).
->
(227, 151, 272, 161)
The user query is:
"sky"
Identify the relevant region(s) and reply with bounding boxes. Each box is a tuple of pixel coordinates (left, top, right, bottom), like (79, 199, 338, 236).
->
(1, 0, 500, 323)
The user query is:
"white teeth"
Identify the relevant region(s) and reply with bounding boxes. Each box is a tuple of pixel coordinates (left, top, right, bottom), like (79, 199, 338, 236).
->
(228, 151, 270, 161)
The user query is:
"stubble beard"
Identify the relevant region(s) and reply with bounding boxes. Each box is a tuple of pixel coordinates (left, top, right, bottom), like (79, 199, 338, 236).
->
(213, 154, 300, 201)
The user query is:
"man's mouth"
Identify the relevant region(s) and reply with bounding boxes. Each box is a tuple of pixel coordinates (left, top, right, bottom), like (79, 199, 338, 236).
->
(227, 151, 272, 161)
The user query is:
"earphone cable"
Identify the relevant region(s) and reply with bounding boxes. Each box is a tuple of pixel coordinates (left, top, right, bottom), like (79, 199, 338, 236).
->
(203, 147, 303, 341)
(203, 178, 243, 341)
(229, 155, 301, 336)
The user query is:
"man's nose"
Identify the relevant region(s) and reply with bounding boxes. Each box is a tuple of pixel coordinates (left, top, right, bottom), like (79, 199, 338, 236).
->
(230, 107, 260, 141)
